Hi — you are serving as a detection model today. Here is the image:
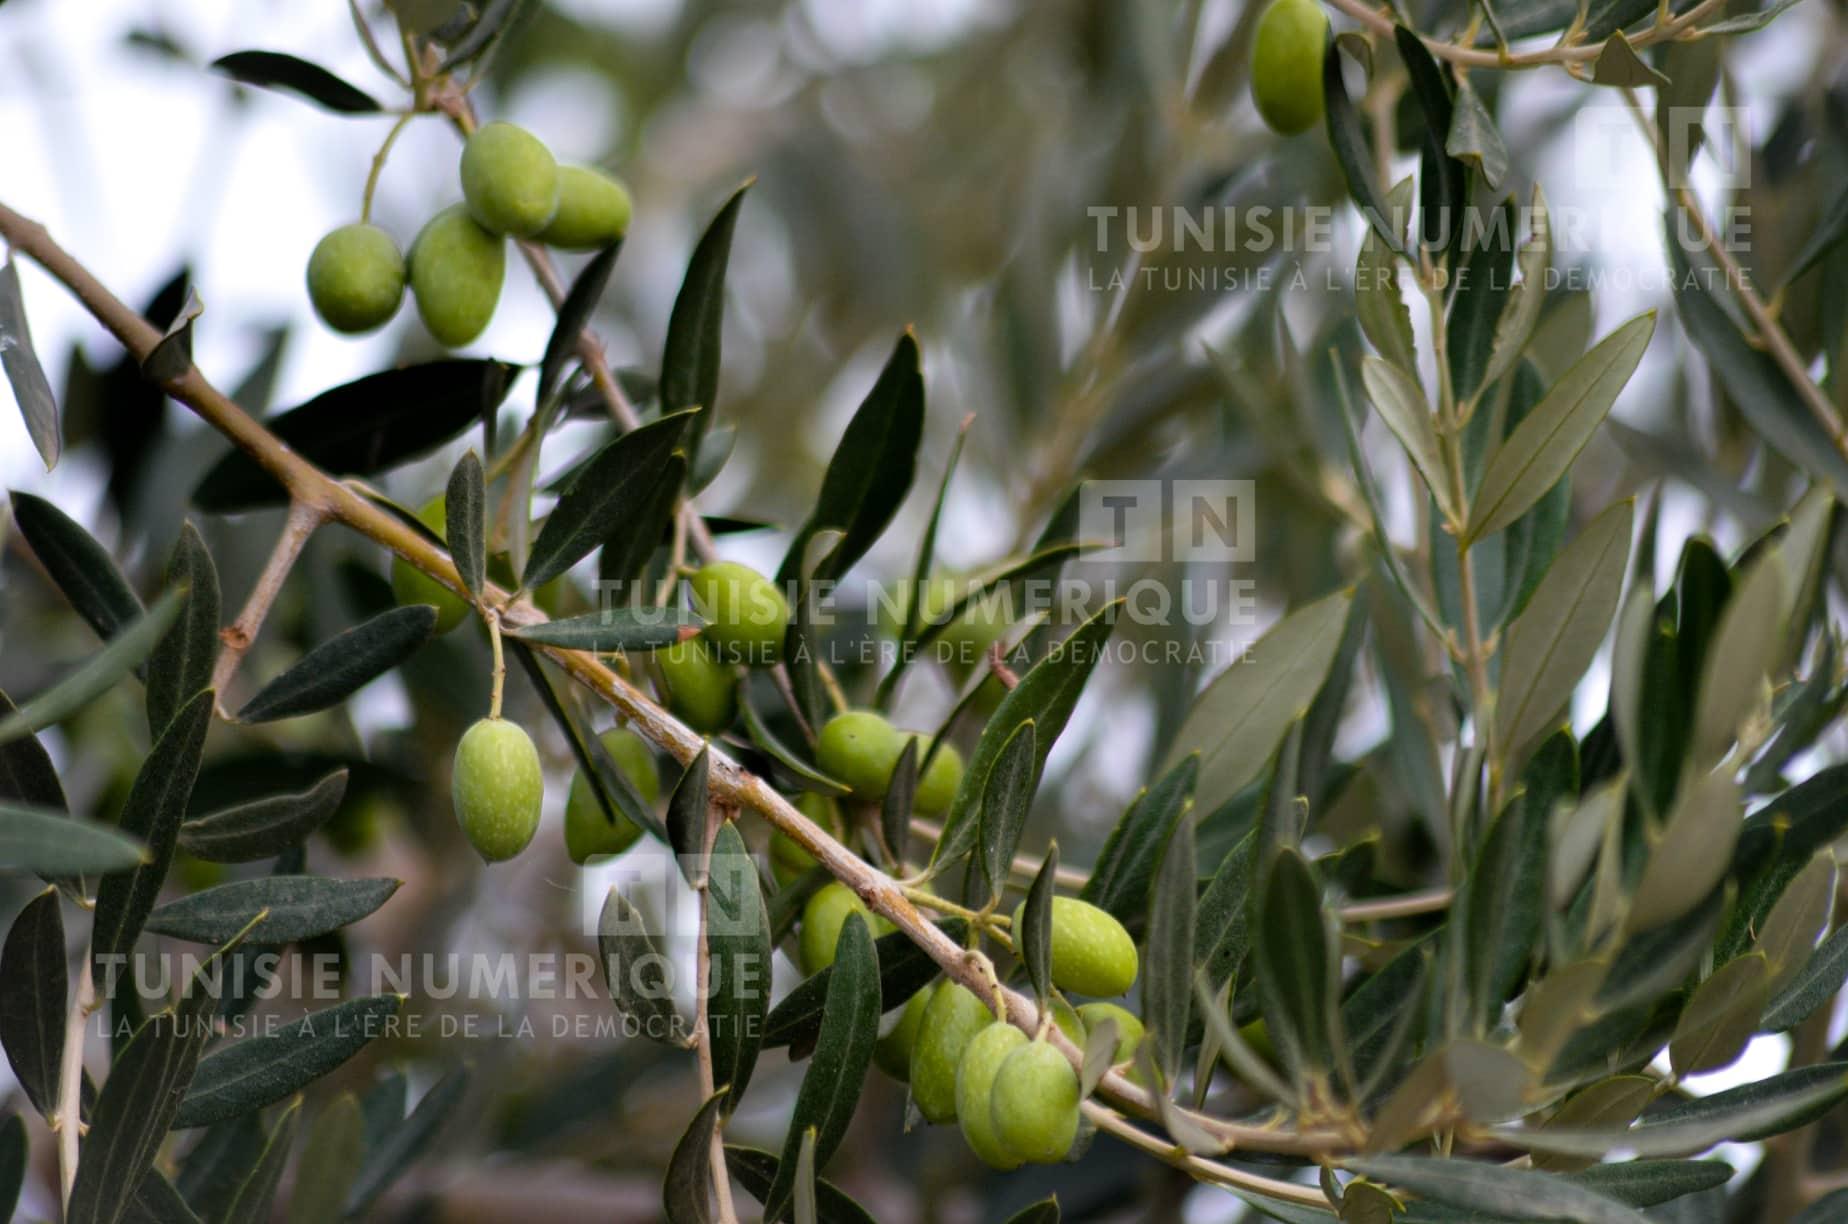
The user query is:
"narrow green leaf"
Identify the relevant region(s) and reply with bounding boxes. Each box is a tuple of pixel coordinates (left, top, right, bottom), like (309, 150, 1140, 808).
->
(1323, 36, 1402, 253)
(1448, 198, 1517, 404)
(736, 697, 848, 797)
(286, 1092, 364, 1224)
(1482, 186, 1553, 391)
(10, 491, 141, 643)
(91, 689, 214, 970)
(1, 805, 147, 876)
(901, 418, 970, 642)
(0, 588, 184, 748)
(145, 875, 399, 945)
(661, 183, 749, 458)
(880, 738, 917, 867)
(1496, 500, 1632, 771)
(1691, 543, 1788, 766)
(1355, 178, 1417, 376)
(708, 821, 770, 1111)
(599, 888, 694, 1047)
(1532, 1076, 1656, 1173)
(979, 720, 1038, 903)
(504, 606, 700, 653)
(1082, 754, 1197, 928)
(1394, 25, 1465, 259)
(176, 994, 402, 1128)
(0, 689, 66, 810)
(146, 523, 220, 738)
(664, 1091, 728, 1224)
(1780, 192, 1848, 290)
(209, 50, 382, 112)
(1144, 812, 1196, 1087)
(761, 913, 880, 1219)
(539, 242, 621, 411)
(1467, 312, 1655, 543)
(1460, 786, 1550, 1033)
(1763, 922, 1848, 1033)
(1362, 356, 1454, 523)
(723, 1146, 878, 1224)
(508, 642, 661, 841)
(141, 286, 202, 384)
(1346, 1154, 1647, 1224)
(1019, 841, 1058, 1008)
(523, 411, 692, 590)
(235, 605, 436, 723)
(432, 0, 521, 71)
(1626, 769, 1741, 934)
(124, 1170, 203, 1224)
(1256, 847, 1334, 1080)
(445, 450, 487, 598)
(668, 745, 712, 886)
(793, 1127, 818, 1224)
(1192, 829, 1255, 993)
(0, 257, 60, 468)
(1165, 588, 1354, 813)
(344, 1066, 468, 1215)
(1670, 954, 1770, 1076)
(1447, 78, 1508, 189)
(1590, 30, 1667, 88)
(220, 1098, 299, 1221)
(0, 890, 64, 1115)
(1754, 851, 1835, 990)
(178, 769, 348, 863)
(763, 919, 965, 1054)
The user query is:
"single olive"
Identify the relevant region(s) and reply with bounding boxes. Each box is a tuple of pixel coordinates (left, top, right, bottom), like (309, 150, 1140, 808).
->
(459, 121, 560, 237)
(689, 561, 789, 666)
(909, 980, 993, 1124)
(1011, 896, 1139, 998)
(409, 204, 505, 347)
(1250, 0, 1329, 136)
(991, 1038, 1082, 1163)
(306, 222, 405, 334)
(453, 717, 543, 863)
(1076, 1001, 1145, 1067)
(798, 881, 892, 975)
(873, 986, 931, 1082)
(956, 1022, 1029, 1169)
(538, 165, 633, 250)
(390, 496, 471, 633)
(815, 711, 906, 800)
(913, 740, 964, 815)
(770, 792, 840, 887)
(654, 638, 738, 734)
(563, 728, 660, 864)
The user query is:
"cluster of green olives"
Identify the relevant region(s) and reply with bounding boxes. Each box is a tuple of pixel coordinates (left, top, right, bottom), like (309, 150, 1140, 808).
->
(1250, 0, 1329, 136)
(307, 121, 633, 342)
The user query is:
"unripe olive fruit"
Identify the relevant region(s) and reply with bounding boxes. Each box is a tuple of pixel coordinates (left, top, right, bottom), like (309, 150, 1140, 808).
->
(873, 986, 930, 1082)
(1250, 0, 1329, 136)
(910, 980, 993, 1124)
(654, 639, 737, 734)
(914, 741, 964, 815)
(991, 1038, 1082, 1164)
(1011, 896, 1139, 998)
(459, 121, 560, 237)
(955, 1022, 1028, 1170)
(453, 717, 543, 863)
(1076, 1001, 1145, 1066)
(689, 561, 789, 666)
(409, 204, 505, 347)
(798, 881, 892, 975)
(306, 223, 405, 334)
(770, 792, 840, 887)
(563, 728, 659, 864)
(815, 711, 907, 800)
(390, 496, 471, 633)
(538, 166, 633, 250)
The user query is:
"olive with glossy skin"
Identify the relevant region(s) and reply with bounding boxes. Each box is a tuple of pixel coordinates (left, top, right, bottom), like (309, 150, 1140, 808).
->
(689, 561, 789, 666)
(390, 497, 470, 633)
(798, 881, 892, 975)
(460, 122, 560, 237)
(453, 718, 543, 862)
(991, 1038, 1082, 1163)
(654, 638, 737, 733)
(770, 792, 840, 887)
(1076, 1001, 1145, 1066)
(815, 711, 907, 799)
(956, 1022, 1028, 1169)
(909, 980, 993, 1123)
(538, 166, 633, 249)
(409, 205, 505, 347)
(913, 740, 964, 814)
(1012, 896, 1139, 998)
(1250, 0, 1329, 136)
(306, 223, 405, 334)
(563, 728, 659, 864)
(873, 986, 930, 1081)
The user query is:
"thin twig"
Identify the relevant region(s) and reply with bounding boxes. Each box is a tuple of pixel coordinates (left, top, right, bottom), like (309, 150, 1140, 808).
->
(1081, 1103, 1331, 1210)
(209, 498, 326, 715)
(55, 934, 95, 1211)
(1323, 0, 1730, 72)
(1338, 886, 1454, 923)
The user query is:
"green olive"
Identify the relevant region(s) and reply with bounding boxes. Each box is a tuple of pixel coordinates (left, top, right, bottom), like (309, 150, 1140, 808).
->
(1250, 0, 1329, 136)
(306, 223, 405, 334)
(909, 980, 993, 1124)
(990, 1038, 1082, 1163)
(409, 204, 505, 347)
(390, 496, 471, 633)
(1011, 896, 1139, 998)
(538, 165, 633, 250)
(873, 986, 930, 1082)
(770, 792, 840, 887)
(563, 728, 660, 864)
(1076, 1001, 1145, 1067)
(815, 711, 906, 800)
(798, 881, 892, 975)
(955, 1021, 1028, 1169)
(689, 561, 789, 666)
(459, 121, 560, 237)
(654, 638, 738, 733)
(453, 717, 543, 862)
(914, 740, 964, 815)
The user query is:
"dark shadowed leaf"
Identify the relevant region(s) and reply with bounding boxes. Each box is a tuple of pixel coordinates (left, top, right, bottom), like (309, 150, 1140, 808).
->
(0, 890, 64, 1115)
(0, 588, 184, 748)
(91, 690, 214, 971)
(0, 690, 65, 810)
(434, 0, 522, 72)
(1019, 840, 1057, 1007)
(193, 359, 516, 511)
(599, 888, 693, 1047)
(178, 769, 348, 863)
(1763, 922, 1848, 1032)
(0, 1118, 23, 1219)
(1081, 754, 1197, 928)
(980, 720, 1038, 904)
(708, 821, 770, 1111)
(235, 605, 436, 723)
(1144, 811, 1196, 1087)
(724, 1147, 878, 1224)
(668, 745, 712, 886)
(1393, 25, 1465, 259)
(146, 523, 220, 738)
(539, 242, 621, 411)
(445, 450, 487, 598)
(176, 994, 401, 1127)
(1346, 1154, 1647, 1224)
(1001, 1197, 1061, 1224)
(219, 1099, 299, 1221)
(0, 257, 59, 469)
(1256, 847, 1333, 1080)
(1447, 78, 1508, 189)
(661, 184, 749, 456)
(10, 491, 141, 643)
(881, 738, 918, 865)
(344, 1066, 469, 1215)
(286, 1092, 363, 1224)
(122, 1170, 202, 1224)
(505, 606, 700, 652)
(1, 805, 147, 876)
(664, 1090, 727, 1223)
(145, 875, 399, 945)
(141, 286, 202, 384)
(764, 919, 964, 1055)
(523, 412, 692, 589)
(761, 913, 880, 1218)
(1448, 198, 1517, 404)
(1323, 36, 1400, 253)
(210, 50, 382, 112)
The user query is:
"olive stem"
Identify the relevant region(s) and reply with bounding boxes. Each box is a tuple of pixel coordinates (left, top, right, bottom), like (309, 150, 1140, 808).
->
(361, 111, 417, 225)
(690, 810, 741, 1224)
(0, 196, 1353, 1163)
(487, 610, 507, 720)
(1321, 0, 1730, 72)
(55, 932, 95, 1212)
(1079, 1104, 1331, 1209)
(209, 498, 326, 717)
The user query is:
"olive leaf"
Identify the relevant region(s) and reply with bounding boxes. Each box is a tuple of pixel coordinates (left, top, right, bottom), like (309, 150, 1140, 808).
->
(539, 241, 621, 411)
(1762, 923, 1848, 1032)
(1143, 811, 1196, 1088)
(1447, 77, 1509, 189)
(176, 994, 403, 1127)
(1019, 841, 1058, 1008)
(1255, 847, 1336, 1083)
(1355, 178, 1418, 378)
(146, 523, 220, 738)
(0, 689, 65, 811)
(662, 183, 750, 458)
(219, 1099, 299, 1222)
(141, 286, 202, 384)
(344, 1066, 469, 1216)
(1669, 954, 1770, 1077)
(1393, 26, 1466, 260)
(1, 805, 148, 877)
(978, 719, 1038, 904)
(1322, 34, 1401, 253)
(504, 606, 701, 652)
(178, 769, 348, 863)
(723, 1147, 878, 1224)
(667, 745, 712, 886)
(0, 889, 64, 1116)
(1345, 1154, 1648, 1224)
(1082, 753, 1197, 929)
(1361, 356, 1454, 524)
(0, 588, 186, 748)
(508, 642, 661, 841)
(143, 876, 400, 945)
(286, 1092, 364, 1224)
(0, 257, 59, 469)
(1690, 542, 1787, 766)
(0, 1115, 24, 1223)
(523, 411, 692, 590)
(1482, 186, 1553, 390)
(444, 450, 487, 598)
(664, 1090, 729, 1224)
(707, 821, 770, 1112)
(10, 491, 142, 644)
(209, 50, 383, 112)
(880, 737, 918, 866)
(1448, 197, 1517, 405)
(235, 605, 437, 723)
(599, 888, 693, 1048)
(1625, 768, 1741, 934)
